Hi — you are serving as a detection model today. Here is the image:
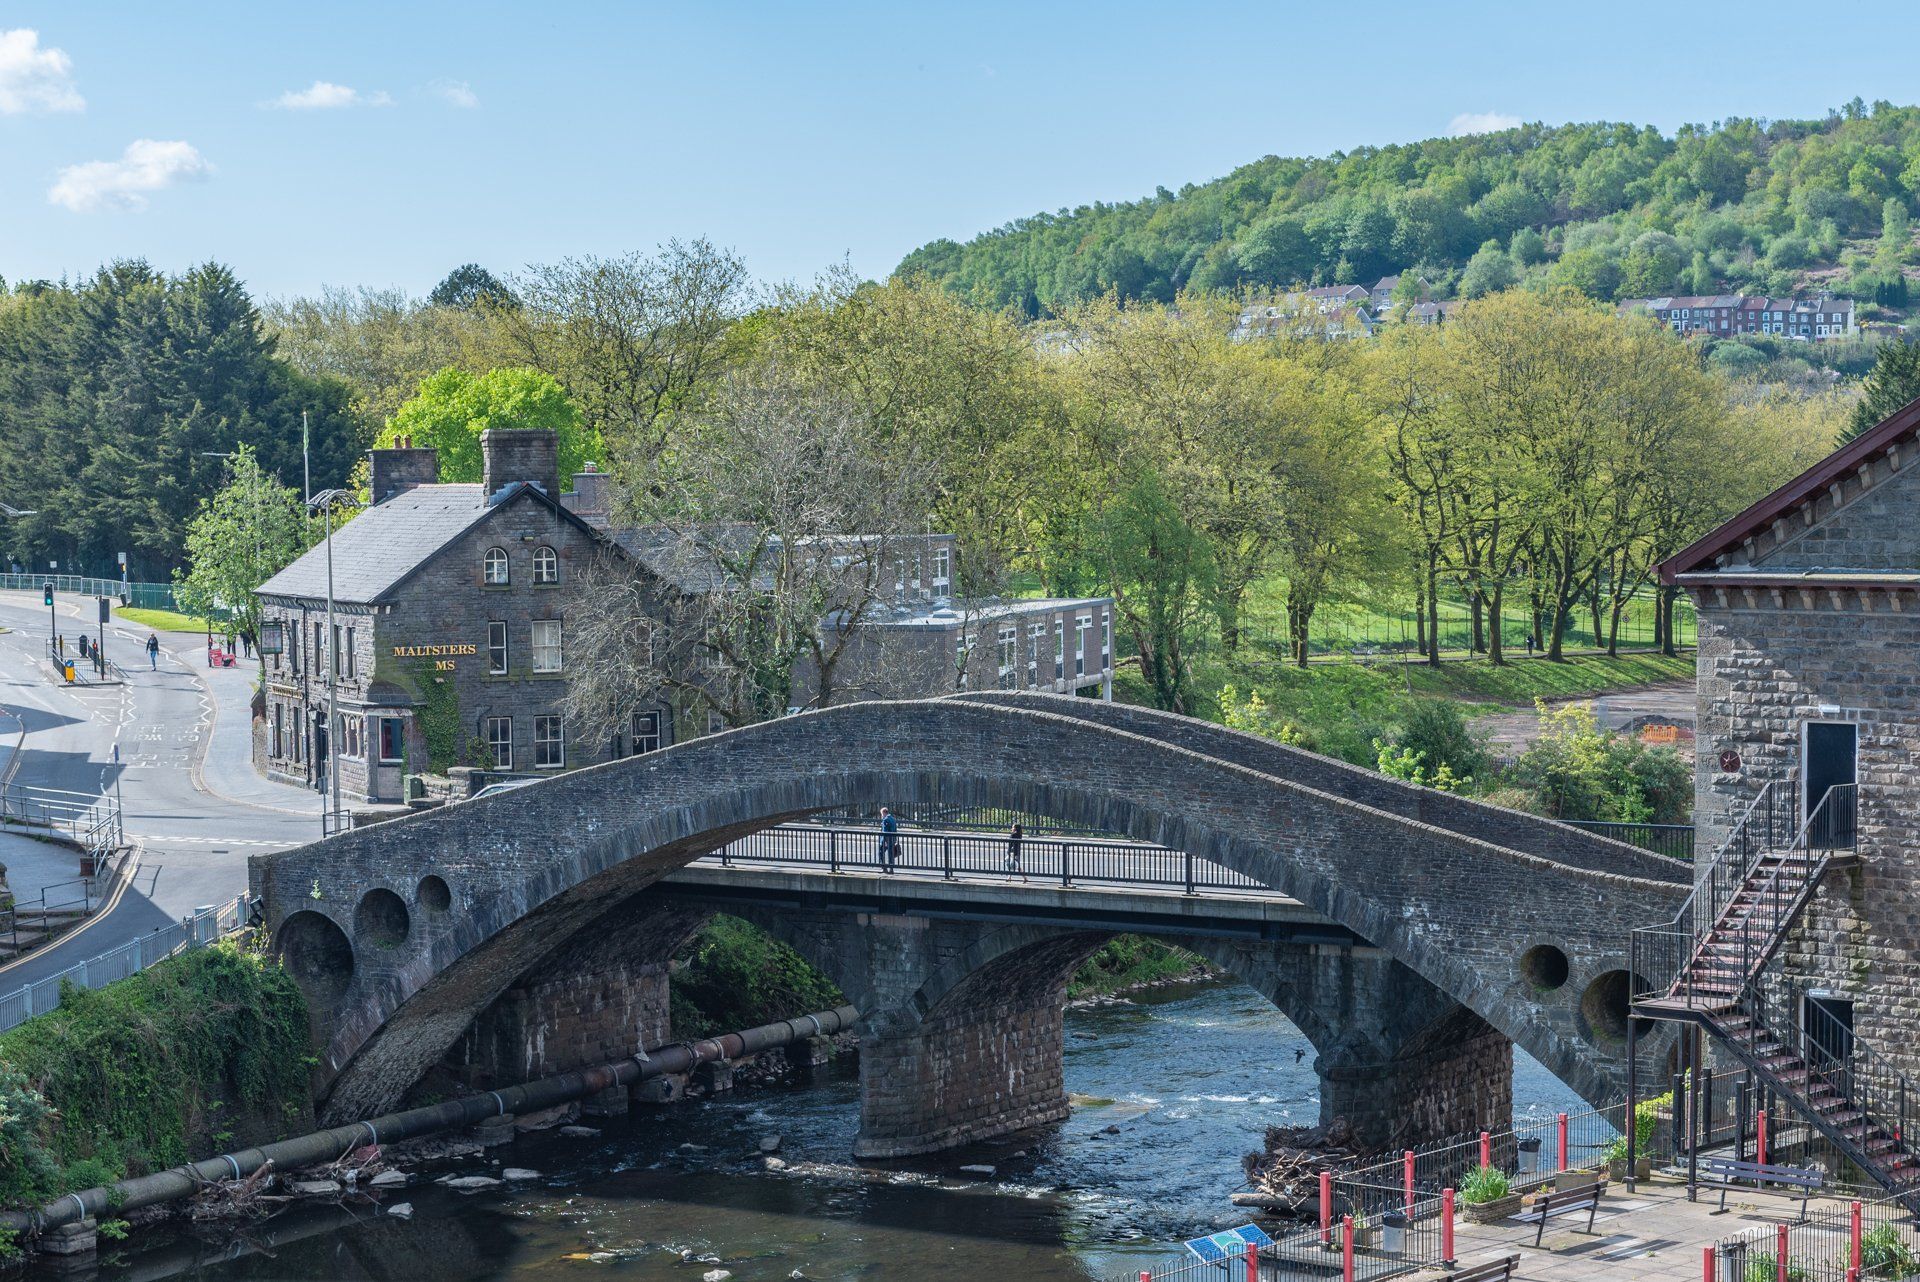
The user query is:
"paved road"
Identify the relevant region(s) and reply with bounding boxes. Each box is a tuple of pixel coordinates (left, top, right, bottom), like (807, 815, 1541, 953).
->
(0, 589, 318, 991)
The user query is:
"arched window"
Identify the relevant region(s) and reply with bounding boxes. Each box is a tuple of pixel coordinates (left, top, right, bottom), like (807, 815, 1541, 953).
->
(482, 547, 509, 585)
(533, 545, 559, 584)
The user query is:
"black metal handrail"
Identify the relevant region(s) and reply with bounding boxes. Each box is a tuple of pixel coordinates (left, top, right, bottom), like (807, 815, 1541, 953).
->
(1565, 819, 1694, 861)
(1632, 780, 1792, 1002)
(703, 823, 1271, 895)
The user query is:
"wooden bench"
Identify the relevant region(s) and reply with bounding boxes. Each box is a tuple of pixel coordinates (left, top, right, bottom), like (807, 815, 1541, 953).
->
(1513, 1179, 1603, 1246)
(1697, 1156, 1825, 1218)
(1410, 1253, 1519, 1282)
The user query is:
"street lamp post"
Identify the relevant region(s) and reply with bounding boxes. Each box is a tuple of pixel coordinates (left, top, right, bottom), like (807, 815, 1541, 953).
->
(308, 489, 359, 837)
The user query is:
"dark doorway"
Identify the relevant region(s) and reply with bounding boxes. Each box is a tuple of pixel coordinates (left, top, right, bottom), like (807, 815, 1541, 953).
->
(1804, 721, 1857, 845)
(313, 720, 330, 793)
(1803, 993, 1854, 1075)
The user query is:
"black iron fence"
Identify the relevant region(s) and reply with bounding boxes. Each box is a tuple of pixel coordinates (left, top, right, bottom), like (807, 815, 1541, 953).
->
(807, 802, 1116, 837)
(710, 825, 1270, 895)
(1564, 819, 1694, 861)
(1714, 1196, 1918, 1281)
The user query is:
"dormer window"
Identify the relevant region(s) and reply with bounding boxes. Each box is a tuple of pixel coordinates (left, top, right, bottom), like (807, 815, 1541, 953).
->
(483, 547, 509, 585)
(533, 545, 559, 584)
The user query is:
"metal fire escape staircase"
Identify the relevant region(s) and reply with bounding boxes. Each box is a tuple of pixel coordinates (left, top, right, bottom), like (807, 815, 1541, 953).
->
(1630, 781, 1920, 1199)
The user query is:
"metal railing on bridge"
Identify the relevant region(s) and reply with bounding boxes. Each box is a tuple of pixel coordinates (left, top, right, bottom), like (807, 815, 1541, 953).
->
(704, 823, 1271, 895)
(1563, 819, 1694, 861)
(0, 781, 123, 859)
(0, 898, 248, 1034)
(0, 572, 180, 612)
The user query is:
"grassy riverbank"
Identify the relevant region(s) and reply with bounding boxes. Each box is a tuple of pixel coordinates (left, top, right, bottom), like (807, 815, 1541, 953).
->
(0, 938, 311, 1210)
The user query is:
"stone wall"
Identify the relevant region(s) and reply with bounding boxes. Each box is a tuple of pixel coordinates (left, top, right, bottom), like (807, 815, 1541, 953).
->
(1693, 596, 1920, 1078)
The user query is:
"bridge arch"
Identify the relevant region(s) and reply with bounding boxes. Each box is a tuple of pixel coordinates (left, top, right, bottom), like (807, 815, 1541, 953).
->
(250, 697, 1686, 1128)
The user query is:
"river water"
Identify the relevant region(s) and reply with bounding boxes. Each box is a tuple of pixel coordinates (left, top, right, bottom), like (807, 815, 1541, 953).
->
(53, 978, 1586, 1282)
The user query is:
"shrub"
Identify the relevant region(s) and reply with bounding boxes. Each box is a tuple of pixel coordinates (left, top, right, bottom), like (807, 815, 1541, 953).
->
(1392, 699, 1488, 782)
(1460, 1164, 1511, 1204)
(669, 915, 846, 1039)
(1509, 702, 1690, 823)
(1862, 1222, 1916, 1275)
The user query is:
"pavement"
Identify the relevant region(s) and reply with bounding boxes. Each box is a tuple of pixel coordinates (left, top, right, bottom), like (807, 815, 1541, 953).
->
(0, 588, 319, 991)
(1443, 1174, 1860, 1280)
(1474, 680, 1696, 762)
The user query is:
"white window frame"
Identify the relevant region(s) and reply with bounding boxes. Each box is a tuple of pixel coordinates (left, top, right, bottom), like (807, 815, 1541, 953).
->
(483, 547, 509, 586)
(485, 716, 512, 770)
(997, 625, 1017, 690)
(533, 714, 565, 769)
(1075, 615, 1091, 677)
(532, 545, 559, 584)
(487, 620, 508, 674)
(932, 546, 951, 587)
(531, 619, 563, 673)
(630, 711, 661, 755)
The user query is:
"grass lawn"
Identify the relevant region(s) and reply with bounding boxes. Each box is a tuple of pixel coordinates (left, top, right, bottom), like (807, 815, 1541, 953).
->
(1396, 650, 1695, 703)
(115, 606, 222, 633)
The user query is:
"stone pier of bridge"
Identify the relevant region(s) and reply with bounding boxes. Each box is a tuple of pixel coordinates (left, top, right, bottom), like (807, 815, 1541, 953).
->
(431, 888, 1512, 1156)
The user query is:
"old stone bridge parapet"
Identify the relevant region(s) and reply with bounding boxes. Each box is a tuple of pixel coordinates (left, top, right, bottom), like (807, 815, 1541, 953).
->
(250, 695, 1689, 1138)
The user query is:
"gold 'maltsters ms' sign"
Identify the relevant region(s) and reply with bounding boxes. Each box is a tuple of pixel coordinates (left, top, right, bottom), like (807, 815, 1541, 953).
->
(392, 642, 478, 671)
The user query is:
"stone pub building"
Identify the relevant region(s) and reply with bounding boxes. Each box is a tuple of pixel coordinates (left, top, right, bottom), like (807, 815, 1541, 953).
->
(257, 431, 1115, 808)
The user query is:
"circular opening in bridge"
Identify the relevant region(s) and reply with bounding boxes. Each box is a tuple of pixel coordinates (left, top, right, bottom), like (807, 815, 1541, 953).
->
(416, 875, 452, 914)
(354, 888, 411, 949)
(277, 910, 353, 1005)
(1519, 945, 1570, 991)
(1578, 969, 1650, 1045)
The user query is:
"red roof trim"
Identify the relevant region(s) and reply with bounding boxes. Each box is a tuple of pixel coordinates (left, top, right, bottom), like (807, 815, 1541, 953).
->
(1657, 395, 1920, 584)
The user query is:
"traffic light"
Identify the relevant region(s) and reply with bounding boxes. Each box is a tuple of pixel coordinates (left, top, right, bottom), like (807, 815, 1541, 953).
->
(42, 583, 52, 607)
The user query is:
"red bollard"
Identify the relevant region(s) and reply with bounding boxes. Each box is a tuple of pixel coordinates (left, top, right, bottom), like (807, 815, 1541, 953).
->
(1320, 1170, 1333, 1245)
(1140, 1274, 1151, 1282)
(1342, 1215, 1355, 1282)
(1852, 1200, 1864, 1271)
(1245, 1241, 1257, 1282)
(1757, 1109, 1769, 1166)
(1702, 1245, 1715, 1282)
(1479, 1130, 1491, 1170)
(1442, 1188, 1456, 1265)
(1404, 1149, 1415, 1215)
(1557, 1112, 1569, 1172)
(1777, 1222, 1790, 1282)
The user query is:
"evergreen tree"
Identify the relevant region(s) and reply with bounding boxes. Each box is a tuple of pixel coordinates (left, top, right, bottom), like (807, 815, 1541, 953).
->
(1843, 339, 1920, 442)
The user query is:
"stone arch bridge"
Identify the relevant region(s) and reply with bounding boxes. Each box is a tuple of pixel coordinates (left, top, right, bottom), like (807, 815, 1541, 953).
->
(251, 694, 1689, 1153)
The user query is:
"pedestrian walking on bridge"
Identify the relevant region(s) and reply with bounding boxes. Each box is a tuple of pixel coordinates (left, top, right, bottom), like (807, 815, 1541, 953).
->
(1005, 822, 1026, 882)
(878, 806, 899, 874)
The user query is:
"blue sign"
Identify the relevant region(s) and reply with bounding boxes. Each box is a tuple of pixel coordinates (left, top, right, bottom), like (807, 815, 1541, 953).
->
(1184, 1224, 1274, 1265)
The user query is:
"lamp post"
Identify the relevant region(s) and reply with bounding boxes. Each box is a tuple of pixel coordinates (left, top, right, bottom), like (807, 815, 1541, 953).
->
(308, 488, 360, 837)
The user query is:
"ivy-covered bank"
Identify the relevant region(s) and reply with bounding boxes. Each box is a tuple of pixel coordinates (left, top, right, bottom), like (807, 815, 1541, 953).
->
(0, 939, 311, 1212)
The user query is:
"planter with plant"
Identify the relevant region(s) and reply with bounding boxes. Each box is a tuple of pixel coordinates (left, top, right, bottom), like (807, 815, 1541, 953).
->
(1603, 1091, 1669, 1180)
(1459, 1164, 1521, 1223)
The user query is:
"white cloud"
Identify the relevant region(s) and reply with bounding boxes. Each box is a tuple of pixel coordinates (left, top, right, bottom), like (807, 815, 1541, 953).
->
(48, 139, 211, 213)
(431, 78, 479, 109)
(0, 28, 84, 114)
(1448, 111, 1523, 137)
(269, 79, 393, 110)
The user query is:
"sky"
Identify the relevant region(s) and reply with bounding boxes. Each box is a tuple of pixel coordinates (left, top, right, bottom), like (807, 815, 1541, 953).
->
(5, 2, 1920, 303)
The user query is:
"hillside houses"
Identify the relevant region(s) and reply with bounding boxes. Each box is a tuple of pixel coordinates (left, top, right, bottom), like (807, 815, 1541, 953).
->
(1620, 293, 1856, 340)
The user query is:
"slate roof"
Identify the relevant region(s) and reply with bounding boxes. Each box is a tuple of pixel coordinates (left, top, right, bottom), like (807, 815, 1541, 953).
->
(1658, 394, 1920, 583)
(257, 482, 588, 605)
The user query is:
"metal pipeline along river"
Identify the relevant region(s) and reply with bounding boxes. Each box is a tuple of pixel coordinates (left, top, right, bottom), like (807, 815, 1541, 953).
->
(17, 977, 1586, 1281)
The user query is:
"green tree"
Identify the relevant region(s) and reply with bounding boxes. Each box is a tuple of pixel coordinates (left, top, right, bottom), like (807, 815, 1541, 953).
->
(428, 263, 514, 310)
(379, 367, 602, 485)
(1087, 474, 1214, 714)
(1842, 338, 1920, 441)
(1458, 240, 1518, 298)
(174, 446, 314, 640)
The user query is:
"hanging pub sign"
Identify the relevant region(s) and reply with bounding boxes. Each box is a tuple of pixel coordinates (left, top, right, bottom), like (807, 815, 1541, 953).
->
(259, 619, 285, 656)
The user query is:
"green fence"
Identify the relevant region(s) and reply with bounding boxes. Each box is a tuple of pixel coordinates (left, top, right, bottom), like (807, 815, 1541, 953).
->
(0, 573, 179, 611)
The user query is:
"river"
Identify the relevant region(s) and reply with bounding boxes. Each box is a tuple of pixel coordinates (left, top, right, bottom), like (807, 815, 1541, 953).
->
(44, 977, 1586, 1282)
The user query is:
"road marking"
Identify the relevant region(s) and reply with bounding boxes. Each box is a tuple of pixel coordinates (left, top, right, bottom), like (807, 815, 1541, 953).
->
(125, 833, 287, 847)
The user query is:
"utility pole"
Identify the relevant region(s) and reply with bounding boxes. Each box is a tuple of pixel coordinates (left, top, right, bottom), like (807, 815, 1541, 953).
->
(308, 489, 359, 837)
(302, 411, 311, 506)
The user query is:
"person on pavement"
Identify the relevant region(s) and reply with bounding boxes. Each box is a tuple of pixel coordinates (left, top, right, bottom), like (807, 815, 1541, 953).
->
(878, 806, 899, 874)
(146, 633, 160, 669)
(1005, 822, 1026, 882)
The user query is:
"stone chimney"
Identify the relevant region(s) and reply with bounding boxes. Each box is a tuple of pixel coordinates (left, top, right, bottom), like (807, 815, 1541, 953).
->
(561, 461, 611, 525)
(368, 437, 439, 503)
(480, 428, 558, 501)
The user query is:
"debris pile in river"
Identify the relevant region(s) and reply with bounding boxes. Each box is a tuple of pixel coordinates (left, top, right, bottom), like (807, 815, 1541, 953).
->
(1238, 1119, 1374, 1216)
